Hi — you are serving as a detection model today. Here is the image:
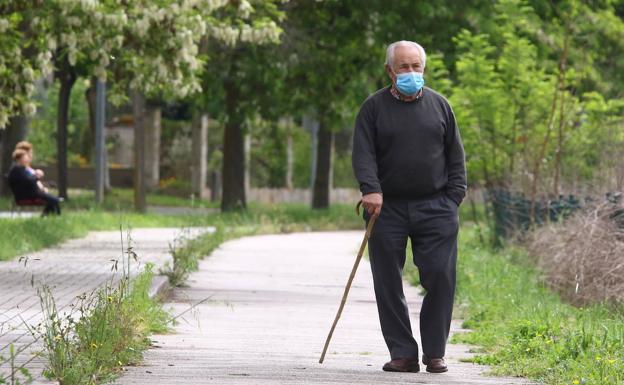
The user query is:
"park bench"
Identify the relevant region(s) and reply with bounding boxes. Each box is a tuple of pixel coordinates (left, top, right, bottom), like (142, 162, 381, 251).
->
(2, 173, 58, 215)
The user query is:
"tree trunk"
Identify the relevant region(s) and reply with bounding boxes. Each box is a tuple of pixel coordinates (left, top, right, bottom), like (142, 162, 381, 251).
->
(312, 119, 334, 209)
(144, 105, 161, 190)
(55, 54, 77, 199)
(132, 91, 147, 213)
(85, 77, 97, 163)
(302, 114, 320, 190)
(244, 130, 251, 198)
(191, 112, 209, 199)
(211, 169, 222, 202)
(0, 115, 29, 196)
(221, 76, 246, 212)
(617, 152, 624, 191)
(285, 118, 294, 190)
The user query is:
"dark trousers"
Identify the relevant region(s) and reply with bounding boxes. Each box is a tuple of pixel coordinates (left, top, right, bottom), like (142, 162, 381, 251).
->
(40, 193, 61, 215)
(364, 192, 459, 360)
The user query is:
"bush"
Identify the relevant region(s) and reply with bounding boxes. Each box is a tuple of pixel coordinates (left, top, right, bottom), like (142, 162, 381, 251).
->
(525, 201, 624, 306)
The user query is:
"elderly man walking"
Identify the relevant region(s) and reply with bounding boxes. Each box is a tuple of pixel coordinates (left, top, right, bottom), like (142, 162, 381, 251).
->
(352, 40, 467, 373)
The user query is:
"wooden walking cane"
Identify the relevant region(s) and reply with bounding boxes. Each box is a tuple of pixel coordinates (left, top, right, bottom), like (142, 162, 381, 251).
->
(319, 200, 377, 364)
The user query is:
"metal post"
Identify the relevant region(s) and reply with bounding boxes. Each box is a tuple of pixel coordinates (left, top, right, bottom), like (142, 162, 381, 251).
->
(94, 79, 106, 203)
(132, 91, 147, 213)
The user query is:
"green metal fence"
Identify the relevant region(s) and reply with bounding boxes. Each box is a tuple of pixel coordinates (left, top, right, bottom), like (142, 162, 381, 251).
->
(484, 189, 623, 240)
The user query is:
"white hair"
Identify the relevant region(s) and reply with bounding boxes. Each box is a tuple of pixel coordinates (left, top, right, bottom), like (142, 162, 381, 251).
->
(385, 40, 427, 69)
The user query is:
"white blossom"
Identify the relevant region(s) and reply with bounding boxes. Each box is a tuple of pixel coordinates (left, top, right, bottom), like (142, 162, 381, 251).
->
(24, 83, 36, 95)
(135, 18, 150, 37)
(0, 112, 9, 129)
(0, 18, 9, 33)
(68, 49, 78, 66)
(94, 66, 107, 81)
(23, 102, 37, 117)
(22, 67, 35, 81)
(238, 0, 253, 19)
(47, 37, 58, 51)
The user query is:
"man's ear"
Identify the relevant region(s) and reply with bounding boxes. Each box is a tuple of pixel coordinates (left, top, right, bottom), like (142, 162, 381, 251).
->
(385, 64, 394, 81)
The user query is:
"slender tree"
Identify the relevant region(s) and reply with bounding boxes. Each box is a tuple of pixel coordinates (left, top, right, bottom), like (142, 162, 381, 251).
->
(283, 0, 375, 209)
(196, 0, 284, 212)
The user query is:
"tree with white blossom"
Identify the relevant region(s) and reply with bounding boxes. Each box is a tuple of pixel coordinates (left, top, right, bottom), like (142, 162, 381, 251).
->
(0, 1, 54, 195)
(197, 0, 285, 211)
(0, 1, 52, 129)
(1, 0, 282, 204)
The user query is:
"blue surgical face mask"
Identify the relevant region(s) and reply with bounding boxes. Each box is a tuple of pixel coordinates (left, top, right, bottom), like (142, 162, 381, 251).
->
(394, 71, 424, 96)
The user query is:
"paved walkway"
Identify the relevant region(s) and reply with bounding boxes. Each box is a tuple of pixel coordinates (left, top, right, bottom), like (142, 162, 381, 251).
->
(0, 227, 212, 384)
(0, 211, 37, 219)
(114, 231, 537, 385)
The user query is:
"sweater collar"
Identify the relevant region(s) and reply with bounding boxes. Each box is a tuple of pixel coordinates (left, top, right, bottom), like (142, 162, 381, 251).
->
(390, 84, 423, 102)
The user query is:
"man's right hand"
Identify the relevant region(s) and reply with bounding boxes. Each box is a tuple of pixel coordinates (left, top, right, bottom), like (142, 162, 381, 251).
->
(362, 192, 383, 218)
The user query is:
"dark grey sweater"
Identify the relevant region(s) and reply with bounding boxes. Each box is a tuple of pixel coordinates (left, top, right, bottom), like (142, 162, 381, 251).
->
(351, 86, 467, 205)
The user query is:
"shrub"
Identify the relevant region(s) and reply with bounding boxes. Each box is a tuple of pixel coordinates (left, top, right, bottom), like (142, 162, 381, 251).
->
(525, 201, 624, 306)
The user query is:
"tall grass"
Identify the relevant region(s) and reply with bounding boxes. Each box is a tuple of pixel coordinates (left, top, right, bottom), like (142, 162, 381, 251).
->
(31, 242, 169, 385)
(404, 226, 624, 385)
(0, 343, 32, 385)
(159, 228, 225, 287)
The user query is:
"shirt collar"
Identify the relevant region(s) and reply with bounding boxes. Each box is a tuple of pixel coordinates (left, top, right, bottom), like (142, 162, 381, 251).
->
(390, 84, 424, 102)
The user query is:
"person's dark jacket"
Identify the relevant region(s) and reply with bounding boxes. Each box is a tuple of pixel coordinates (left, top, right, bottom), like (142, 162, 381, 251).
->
(7, 164, 41, 200)
(352, 86, 467, 205)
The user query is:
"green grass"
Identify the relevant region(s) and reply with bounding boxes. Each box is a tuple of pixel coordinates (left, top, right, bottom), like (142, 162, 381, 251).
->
(63, 189, 221, 211)
(0, 188, 220, 211)
(0, 211, 200, 261)
(0, 188, 479, 263)
(35, 264, 169, 385)
(405, 226, 624, 385)
(159, 228, 229, 287)
(0, 201, 363, 261)
(160, 227, 246, 287)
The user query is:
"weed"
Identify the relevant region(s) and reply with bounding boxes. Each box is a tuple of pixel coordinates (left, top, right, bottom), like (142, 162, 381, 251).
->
(0, 343, 33, 385)
(29, 230, 170, 385)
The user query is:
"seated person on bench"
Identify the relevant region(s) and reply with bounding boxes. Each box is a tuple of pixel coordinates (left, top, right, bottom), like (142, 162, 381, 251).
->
(7, 149, 61, 216)
(15, 141, 48, 193)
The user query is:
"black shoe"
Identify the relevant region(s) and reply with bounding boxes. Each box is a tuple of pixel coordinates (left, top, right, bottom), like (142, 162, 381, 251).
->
(422, 354, 448, 373)
(382, 358, 420, 373)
